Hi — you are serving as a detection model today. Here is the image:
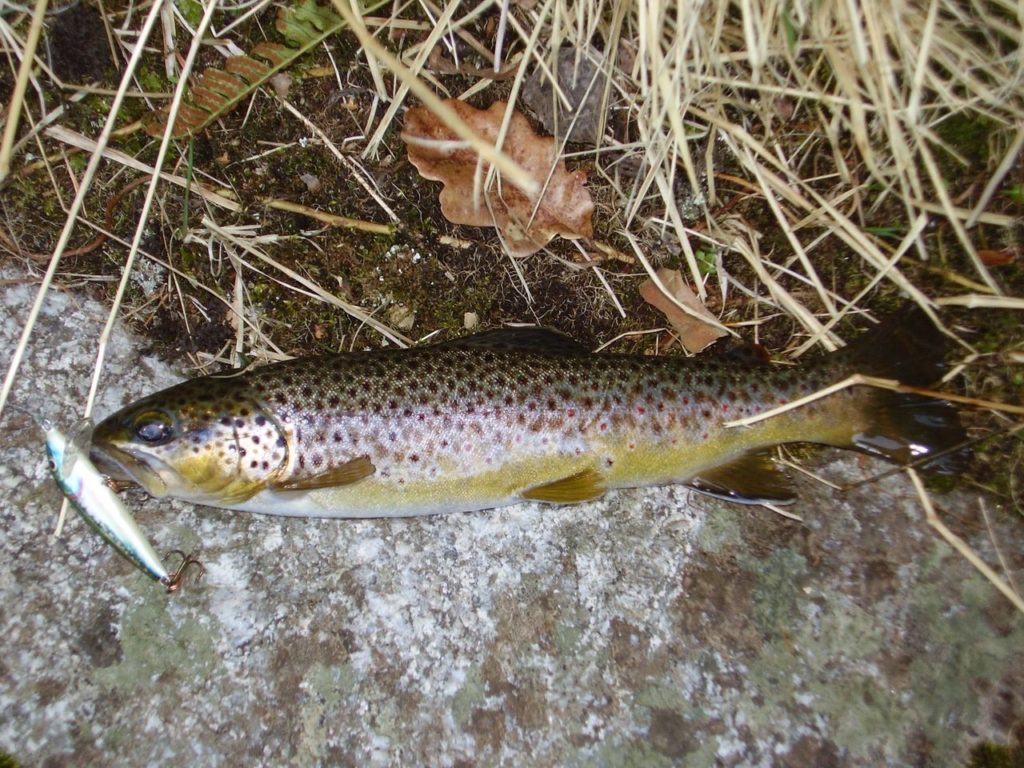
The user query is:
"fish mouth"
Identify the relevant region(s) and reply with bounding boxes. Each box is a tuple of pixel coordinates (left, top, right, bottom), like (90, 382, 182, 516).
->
(89, 442, 169, 498)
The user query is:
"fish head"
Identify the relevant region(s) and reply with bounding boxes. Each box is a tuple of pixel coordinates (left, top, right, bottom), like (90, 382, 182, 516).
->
(90, 377, 288, 506)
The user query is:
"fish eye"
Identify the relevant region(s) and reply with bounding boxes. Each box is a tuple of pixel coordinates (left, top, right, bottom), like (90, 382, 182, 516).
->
(133, 411, 174, 444)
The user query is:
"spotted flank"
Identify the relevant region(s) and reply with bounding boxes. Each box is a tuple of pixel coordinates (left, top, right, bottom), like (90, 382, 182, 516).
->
(89, 308, 966, 518)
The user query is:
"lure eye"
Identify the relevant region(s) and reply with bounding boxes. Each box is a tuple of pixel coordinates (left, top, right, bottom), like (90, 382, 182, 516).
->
(133, 411, 174, 444)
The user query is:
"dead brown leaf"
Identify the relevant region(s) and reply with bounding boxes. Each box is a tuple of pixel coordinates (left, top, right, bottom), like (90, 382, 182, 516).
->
(978, 248, 1016, 266)
(640, 268, 726, 353)
(401, 99, 594, 256)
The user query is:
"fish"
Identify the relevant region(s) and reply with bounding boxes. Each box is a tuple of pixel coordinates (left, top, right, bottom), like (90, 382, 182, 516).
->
(89, 308, 966, 519)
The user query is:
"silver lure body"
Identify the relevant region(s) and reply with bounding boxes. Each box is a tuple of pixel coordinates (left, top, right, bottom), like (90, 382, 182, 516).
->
(45, 420, 170, 584)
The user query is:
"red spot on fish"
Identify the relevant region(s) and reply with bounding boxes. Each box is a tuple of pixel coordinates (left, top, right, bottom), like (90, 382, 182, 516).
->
(722, 404, 729, 412)
(567, 408, 576, 418)
(637, 406, 646, 415)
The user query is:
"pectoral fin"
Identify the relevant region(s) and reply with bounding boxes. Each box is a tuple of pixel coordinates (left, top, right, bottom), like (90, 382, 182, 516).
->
(271, 455, 375, 491)
(522, 468, 605, 504)
(688, 452, 796, 505)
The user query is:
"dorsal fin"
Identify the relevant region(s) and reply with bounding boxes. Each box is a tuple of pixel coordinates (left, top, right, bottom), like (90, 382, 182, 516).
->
(437, 327, 588, 355)
(688, 452, 796, 505)
(711, 338, 772, 366)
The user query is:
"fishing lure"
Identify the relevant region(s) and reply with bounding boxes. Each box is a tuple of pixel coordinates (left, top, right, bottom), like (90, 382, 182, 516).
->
(40, 416, 201, 592)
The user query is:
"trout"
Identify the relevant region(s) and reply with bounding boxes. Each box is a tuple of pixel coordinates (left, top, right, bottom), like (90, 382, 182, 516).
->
(90, 310, 964, 517)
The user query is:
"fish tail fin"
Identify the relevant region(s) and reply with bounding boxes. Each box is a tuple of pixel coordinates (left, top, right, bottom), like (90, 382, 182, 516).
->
(827, 306, 968, 474)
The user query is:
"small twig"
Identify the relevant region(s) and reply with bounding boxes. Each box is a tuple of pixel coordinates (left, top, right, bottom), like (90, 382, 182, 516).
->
(203, 217, 412, 348)
(726, 373, 1024, 430)
(0, 0, 166, 428)
(275, 97, 399, 223)
(762, 502, 803, 522)
(264, 199, 396, 234)
(908, 468, 1024, 615)
(43, 125, 240, 211)
(979, 497, 1020, 598)
(0, 0, 48, 181)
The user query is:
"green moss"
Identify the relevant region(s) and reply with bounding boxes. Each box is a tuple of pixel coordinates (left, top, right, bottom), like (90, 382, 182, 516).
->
(176, 0, 203, 26)
(935, 112, 997, 174)
(0, 752, 22, 768)
(136, 66, 167, 94)
(967, 741, 1024, 768)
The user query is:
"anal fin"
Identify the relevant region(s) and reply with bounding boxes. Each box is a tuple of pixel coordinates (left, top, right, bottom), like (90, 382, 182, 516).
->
(688, 452, 796, 505)
(272, 455, 375, 492)
(522, 468, 605, 504)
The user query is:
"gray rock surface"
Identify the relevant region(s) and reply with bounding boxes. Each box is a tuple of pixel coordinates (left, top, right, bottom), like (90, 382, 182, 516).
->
(1, 275, 1021, 766)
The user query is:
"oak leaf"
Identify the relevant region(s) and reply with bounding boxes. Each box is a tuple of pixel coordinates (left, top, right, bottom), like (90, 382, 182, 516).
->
(640, 268, 726, 353)
(401, 99, 594, 256)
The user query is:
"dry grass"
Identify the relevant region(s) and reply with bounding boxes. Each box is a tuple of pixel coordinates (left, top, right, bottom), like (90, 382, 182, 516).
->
(0, 0, 1021, 605)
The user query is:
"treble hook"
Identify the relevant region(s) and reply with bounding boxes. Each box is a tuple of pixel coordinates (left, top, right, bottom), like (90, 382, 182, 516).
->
(162, 550, 205, 594)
